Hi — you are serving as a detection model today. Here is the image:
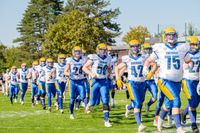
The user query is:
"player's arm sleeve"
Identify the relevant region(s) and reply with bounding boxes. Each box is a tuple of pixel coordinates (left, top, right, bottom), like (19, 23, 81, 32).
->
(87, 54, 95, 64)
(184, 52, 191, 62)
(150, 44, 159, 61)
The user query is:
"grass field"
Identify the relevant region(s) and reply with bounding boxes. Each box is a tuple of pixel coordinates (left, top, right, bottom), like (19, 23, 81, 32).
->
(0, 89, 199, 133)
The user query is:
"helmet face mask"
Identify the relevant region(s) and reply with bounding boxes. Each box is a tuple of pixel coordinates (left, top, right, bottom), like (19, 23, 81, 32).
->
(190, 43, 199, 52)
(40, 61, 46, 66)
(11, 67, 17, 73)
(59, 58, 66, 64)
(21, 65, 27, 71)
(143, 47, 152, 55)
(73, 50, 82, 58)
(186, 36, 200, 52)
(129, 45, 140, 55)
(165, 33, 177, 44)
(47, 61, 54, 67)
(98, 49, 107, 57)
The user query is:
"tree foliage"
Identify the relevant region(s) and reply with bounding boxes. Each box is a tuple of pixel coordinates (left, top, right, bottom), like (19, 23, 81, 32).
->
(64, 0, 121, 44)
(123, 25, 151, 44)
(14, 0, 63, 59)
(44, 0, 121, 57)
(0, 43, 7, 72)
(44, 10, 100, 57)
(3, 47, 32, 69)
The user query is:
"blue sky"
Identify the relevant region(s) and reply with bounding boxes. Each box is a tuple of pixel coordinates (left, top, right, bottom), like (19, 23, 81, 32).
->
(0, 0, 200, 47)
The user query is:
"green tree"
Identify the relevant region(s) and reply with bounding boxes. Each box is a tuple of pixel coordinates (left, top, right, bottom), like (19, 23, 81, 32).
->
(44, 10, 100, 57)
(123, 25, 151, 44)
(65, 0, 120, 43)
(0, 43, 7, 72)
(3, 47, 32, 69)
(14, 0, 63, 59)
(44, 0, 121, 56)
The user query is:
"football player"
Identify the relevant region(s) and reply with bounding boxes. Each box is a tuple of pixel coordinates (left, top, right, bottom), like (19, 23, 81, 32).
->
(115, 40, 153, 132)
(7, 66, 19, 104)
(141, 43, 158, 115)
(19, 63, 29, 105)
(143, 27, 192, 133)
(107, 45, 118, 108)
(44, 58, 57, 112)
(64, 46, 87, 119)
(83, 43, 112, 127)
(53, 54, 67, 113)
(27, 61, 39, 108)
(37, 57, 47, 109)
(181, 36, 200, 133)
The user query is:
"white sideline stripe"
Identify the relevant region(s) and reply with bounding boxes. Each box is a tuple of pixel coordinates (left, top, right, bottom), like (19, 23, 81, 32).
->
(0, 110, 49, 118)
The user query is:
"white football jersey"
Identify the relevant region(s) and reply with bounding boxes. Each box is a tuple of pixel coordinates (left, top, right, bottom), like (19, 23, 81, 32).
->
(9, 72, 19, 85)
(88, 54, 111, 79)
(29, 67, 39, 83)
(108, 55, 117, 79)
(151, 43, 191, 82)
(68, 57, 87, 80)
(19, 69, 29, 83)
(37, 65, 46, 82)
(183, 50, 200, 81)
(43, 66, 55, 83)
(122, 54, 147, 82)
(54, 63, 66, 82)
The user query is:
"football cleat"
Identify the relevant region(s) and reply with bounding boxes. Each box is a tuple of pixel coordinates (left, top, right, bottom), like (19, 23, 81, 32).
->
(42, 105, 46, 110)
(54, 102, 58, 107)
(48, 107, 51, 112)
(60, 109, 64, 114)
(14, 98, 17, 103)
(70, 114, 74, 120)
(177, 127, 187, 133)
(138, 124, 147, 132)
(181, 113, 187, 124)
(191, 123, 199, 133)
(56, 105, 59, 111)
(125, 104, 130, 118)
(21, 101, 24, 105)
(85, 109, 91, 114)
(157, 117, 164, 132)
(104, 121, 112, 127)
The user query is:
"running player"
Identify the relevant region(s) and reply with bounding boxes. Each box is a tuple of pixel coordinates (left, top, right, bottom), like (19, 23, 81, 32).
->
(83, 43, 112, 127)
(181, 36, 200, 133)
(7, 66, 19, 104)
(19, 63, 29, 105)
(115, 40, 153, 132)
(143, 27, 192, 133)
(64, 46, 87, 119)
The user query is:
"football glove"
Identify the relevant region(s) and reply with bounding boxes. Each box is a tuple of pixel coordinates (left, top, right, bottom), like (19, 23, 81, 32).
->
(116, 78, 123, 89)
(146, 71, 153, 80)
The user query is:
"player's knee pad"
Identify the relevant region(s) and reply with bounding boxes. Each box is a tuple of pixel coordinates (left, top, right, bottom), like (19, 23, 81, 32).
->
(103, 104, 110, 111)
